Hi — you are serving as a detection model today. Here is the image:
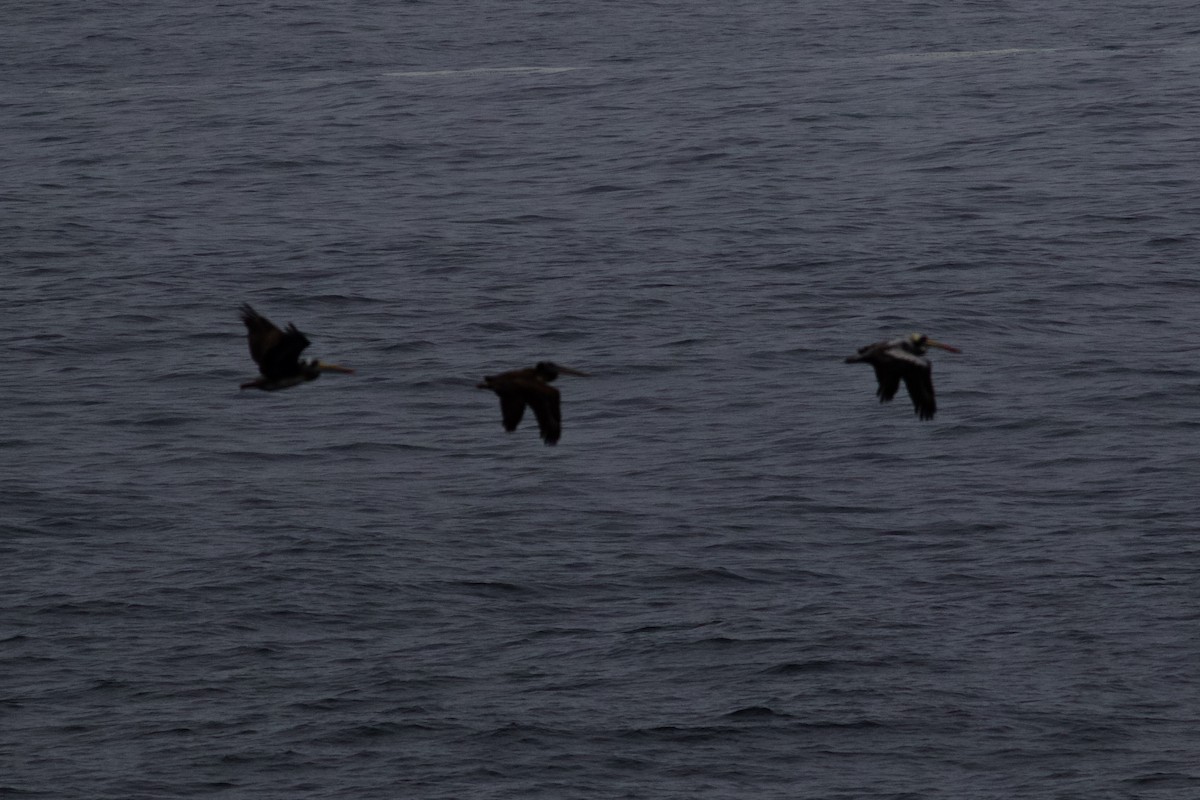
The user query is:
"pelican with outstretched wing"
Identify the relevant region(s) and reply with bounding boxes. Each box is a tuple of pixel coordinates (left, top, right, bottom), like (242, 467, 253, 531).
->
(239, 304, 354, 391)
(845, 333, 960, 420)
(477, 361, 589, 445)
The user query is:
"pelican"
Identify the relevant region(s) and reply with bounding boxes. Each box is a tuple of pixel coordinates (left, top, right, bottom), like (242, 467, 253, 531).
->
(845, 333, 960, 420)
(239, 304, 354, 391)
(477, 361, 589, 445)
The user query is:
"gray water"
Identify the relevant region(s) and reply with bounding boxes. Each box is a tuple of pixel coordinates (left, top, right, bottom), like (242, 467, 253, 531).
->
(4, 2, 1200, 797)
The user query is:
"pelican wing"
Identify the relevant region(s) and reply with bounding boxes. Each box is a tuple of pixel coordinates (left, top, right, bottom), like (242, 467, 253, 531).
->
(240, 305, 311, 379)
(240, 304, 282, 367)
(877, 346, 937, 419)
(525, 383, 562, 445)
(260, 323, 310, 379)
(901, 364, 937, 420)
(872, 363, 903, 402)
(498, 392, 527, 432)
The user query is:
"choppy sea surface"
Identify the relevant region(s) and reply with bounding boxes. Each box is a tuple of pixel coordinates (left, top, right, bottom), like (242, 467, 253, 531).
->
(4, 2, 1200, 797)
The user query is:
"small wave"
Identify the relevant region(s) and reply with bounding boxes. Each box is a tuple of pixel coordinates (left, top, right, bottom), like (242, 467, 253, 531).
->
(382, 66, 583, 79)
(795, 718, 885, 730)
(723, 705, 791, 720)
(655, 566, 763, 584)
(471, 722, 566, 741)
(762, 658, 890, 675)
(619, 724, 739, 743)
(1146, 235, 1191, 248)
(1123, 772, 1200, 788)
(441, 579, 543, 597)
(882, 47, 1054, 62)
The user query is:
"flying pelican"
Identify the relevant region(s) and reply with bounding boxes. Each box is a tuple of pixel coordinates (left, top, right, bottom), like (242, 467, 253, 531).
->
(845, 333, 960, 420)
(477, 361, 589, 445)
(239, 304, 354, 391)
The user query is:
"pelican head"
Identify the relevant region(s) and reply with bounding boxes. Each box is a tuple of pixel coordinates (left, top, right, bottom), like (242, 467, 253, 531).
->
(315, 360, 355, 374)
(534, 361, 590, 381)
(302, 359, 355, 379)
(907, 333, 961, 355)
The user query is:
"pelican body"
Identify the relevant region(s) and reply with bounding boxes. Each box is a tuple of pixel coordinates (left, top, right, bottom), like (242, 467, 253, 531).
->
(477, 361, 589, 445)
(239, 304, 353, 391)
(845, 333, 960, 420)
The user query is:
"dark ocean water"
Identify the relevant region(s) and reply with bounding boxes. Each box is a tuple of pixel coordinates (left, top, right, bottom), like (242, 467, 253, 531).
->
(4, 1, 1200, 797)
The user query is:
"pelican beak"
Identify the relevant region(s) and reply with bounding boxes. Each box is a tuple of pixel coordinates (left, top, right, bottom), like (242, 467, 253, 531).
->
(926, 339, 961, 354)
(557, 366, 590, 377)
(317, 361, 355, 374)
